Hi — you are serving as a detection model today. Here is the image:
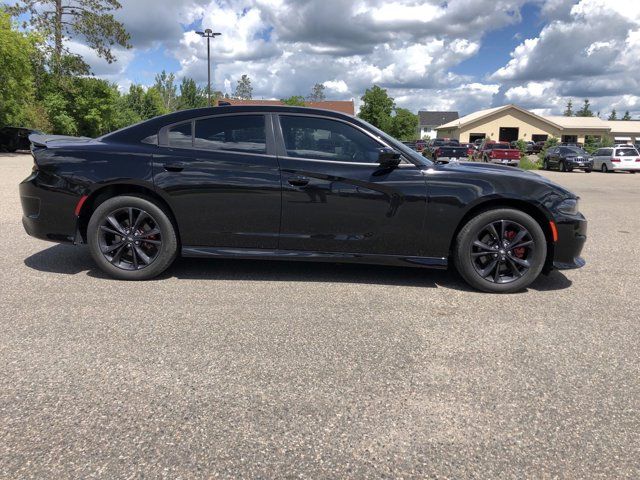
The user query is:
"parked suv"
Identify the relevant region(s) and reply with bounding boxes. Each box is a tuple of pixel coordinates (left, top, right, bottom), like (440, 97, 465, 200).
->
(591, 146, 640, 173)
(542, 146, 593, 172)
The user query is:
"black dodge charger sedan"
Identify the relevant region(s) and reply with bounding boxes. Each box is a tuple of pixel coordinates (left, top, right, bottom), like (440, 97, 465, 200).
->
(20, 106, 587, 292)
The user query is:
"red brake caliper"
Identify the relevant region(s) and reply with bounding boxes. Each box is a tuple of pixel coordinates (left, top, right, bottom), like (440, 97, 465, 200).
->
(505, 230, 525, 258)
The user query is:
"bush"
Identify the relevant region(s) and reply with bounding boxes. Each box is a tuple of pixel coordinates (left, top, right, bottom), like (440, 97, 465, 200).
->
(514, 139, 528, 158)
(519, 156, 540, 170)
(538, 136, 559, 162)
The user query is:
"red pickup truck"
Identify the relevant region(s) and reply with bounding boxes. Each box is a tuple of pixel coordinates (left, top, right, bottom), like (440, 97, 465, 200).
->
(474, 141, 521, 167)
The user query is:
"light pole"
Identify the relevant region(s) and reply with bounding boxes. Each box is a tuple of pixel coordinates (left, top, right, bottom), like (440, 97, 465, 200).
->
(196, 29, 222, 107)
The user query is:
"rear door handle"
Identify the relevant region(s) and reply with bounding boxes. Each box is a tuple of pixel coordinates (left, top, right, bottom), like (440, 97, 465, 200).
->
(288, 176, 309, 187)
(163, 162, 185, 172)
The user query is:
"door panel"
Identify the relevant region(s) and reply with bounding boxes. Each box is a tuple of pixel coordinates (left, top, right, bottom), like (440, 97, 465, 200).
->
(275, 114, 428, 255)
(153, 114, 281, 248)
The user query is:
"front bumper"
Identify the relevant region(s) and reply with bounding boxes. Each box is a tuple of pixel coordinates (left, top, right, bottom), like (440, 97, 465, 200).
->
(552, 212, 587, 270)
(567, 160, 593, 169)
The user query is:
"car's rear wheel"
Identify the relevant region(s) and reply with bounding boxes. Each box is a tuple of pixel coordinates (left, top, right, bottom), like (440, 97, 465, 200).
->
(454, 208, 547, 293)
(87, 195, 178, 280)
(601, 164, 609, 173)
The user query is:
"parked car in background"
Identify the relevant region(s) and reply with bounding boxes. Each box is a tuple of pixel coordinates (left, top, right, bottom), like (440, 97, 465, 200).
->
(475, 141, 521, 166)
(19, 105, 587, 293)
(459, 143, 475, 156)
(591, 146, 640, 173)
(0, 127, 42, 152)
(542, 146, 593, 172)
(423, 139, 468, 163)
(510, 140, 535, 154)
(532, 141, 545, 153)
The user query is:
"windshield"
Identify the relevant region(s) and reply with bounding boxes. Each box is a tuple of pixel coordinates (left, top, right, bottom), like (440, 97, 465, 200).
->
(353, 117, 431, 166)
(566, 147, 588, 155)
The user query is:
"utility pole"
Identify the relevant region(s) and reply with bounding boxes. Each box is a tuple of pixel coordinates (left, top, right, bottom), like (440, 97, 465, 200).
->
(196, 29, 222, 106)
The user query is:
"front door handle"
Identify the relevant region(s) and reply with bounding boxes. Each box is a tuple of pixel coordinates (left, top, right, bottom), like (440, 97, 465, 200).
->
(288, 176, 309, 187)
(163, 162, 185, 172)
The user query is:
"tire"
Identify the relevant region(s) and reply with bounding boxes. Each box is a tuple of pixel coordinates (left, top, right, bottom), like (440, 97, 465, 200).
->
(453, 208, 547, 293)
(87, 195, 178, 280)
(483, 155, 489, 163)
(584, 169, 592, 173)
(560, 161, 567, 172)
(542, 159, 549, 170)
(629, 171, 636, 174)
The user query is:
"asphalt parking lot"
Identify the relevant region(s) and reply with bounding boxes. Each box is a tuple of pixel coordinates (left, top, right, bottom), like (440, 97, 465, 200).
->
(1, 152, 639, 478)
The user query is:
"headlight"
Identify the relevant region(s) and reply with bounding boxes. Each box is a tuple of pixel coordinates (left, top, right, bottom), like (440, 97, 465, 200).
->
(557, 198, 579, 215)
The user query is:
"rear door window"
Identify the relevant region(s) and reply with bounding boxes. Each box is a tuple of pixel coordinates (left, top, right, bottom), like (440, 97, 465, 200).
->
(168, 122, 192, 148)
(194, 115, 266, 154)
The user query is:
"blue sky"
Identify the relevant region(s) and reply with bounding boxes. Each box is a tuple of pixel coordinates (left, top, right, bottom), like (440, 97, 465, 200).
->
(11, 0, 640, 117)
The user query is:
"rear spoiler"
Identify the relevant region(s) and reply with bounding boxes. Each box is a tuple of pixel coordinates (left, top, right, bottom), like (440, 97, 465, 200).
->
(29, 134, 92, 148)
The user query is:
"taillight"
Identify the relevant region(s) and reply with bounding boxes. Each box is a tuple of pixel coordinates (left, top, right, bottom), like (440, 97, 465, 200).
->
(611, 158, 621, 163)
(636, 158, 640, 162)
(467, 148, 473, 155)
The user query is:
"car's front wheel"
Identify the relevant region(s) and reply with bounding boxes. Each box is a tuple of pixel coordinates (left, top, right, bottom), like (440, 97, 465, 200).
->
(454, 208, 547, 293)
(87, 195, 178, 280)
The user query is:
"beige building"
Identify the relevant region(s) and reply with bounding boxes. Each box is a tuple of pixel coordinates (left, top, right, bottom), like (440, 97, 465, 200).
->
(436, 104, 640, 145)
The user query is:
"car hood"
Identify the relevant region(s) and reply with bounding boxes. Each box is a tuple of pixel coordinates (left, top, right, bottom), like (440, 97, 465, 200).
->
(432, 161, 576, 197)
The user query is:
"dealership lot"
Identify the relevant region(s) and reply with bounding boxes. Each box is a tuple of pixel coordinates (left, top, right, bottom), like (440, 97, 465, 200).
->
(1, 152, 639, 477)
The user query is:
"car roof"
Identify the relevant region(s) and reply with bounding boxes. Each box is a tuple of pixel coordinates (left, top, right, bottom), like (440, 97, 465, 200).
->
(102, 105, 356, 143)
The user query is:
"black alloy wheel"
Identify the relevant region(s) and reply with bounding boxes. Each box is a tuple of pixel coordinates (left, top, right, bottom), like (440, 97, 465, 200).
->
(98, 207, 162, 270)
(454, 208, 546, 293)
(88, 195, 178, 280)
(560, 160, 567, 172)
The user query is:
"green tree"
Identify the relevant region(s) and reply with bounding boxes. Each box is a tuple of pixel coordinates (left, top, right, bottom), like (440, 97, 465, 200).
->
(0, 12, 39, 127)
(154, 70, 178, 111)
(7, 0, 130, 75)
(307, 83, 326, 102)
(608, 109, 617, 120)
(563, 100, 573, 116)
(575, 99, 594, 117)
(622, 110, 632, 120)
(281, 95, 306, 106)
(358, 85, 394, 132)
(178, 77, 207, 110)
(389, 108, 418, 141)
(234, 74, 253, 100)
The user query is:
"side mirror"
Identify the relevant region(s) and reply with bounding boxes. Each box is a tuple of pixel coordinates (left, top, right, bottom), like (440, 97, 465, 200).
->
(378, 147, 401, 167)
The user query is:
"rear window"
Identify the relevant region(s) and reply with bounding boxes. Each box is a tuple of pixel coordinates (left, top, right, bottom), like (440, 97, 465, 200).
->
(490, 144, 510, 149)
(615, 148, 638, 157)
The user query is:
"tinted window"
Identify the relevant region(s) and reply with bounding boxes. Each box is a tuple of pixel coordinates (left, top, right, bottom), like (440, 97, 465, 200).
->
(594, 149, 605, 156)
(564, 147, 588, 155)
(168, 122, 192, 148)
(490, 144, 510, 149)
(194, 115, 266, 153)
(615, 148, 638, 157)
(280, 116, 381, 163)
